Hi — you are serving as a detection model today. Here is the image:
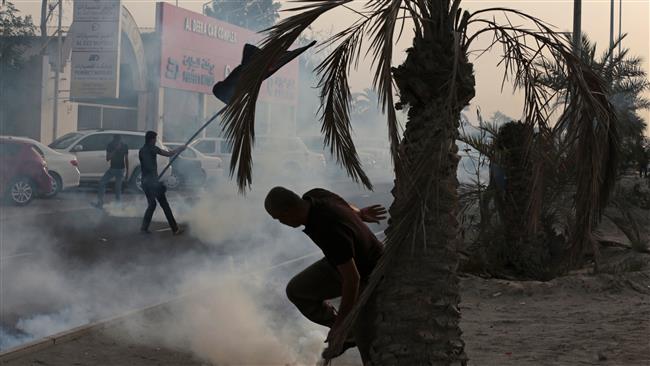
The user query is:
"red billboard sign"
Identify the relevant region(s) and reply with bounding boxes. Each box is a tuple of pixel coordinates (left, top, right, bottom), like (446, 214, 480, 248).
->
(156, 3, 297, 104)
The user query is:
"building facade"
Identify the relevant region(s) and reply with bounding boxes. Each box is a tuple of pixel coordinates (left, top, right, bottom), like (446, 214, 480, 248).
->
(0, 2, 298, 145)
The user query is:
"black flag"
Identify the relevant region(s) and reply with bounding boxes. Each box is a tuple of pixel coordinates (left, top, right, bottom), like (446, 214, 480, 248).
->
(212, 41, 316, 104)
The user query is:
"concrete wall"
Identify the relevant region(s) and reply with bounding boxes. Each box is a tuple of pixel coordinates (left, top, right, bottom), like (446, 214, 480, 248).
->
(39, 55, 78, 144)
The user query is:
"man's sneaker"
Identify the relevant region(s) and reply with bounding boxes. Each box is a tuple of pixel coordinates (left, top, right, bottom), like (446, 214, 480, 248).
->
(90, 202, 103, 209)
(140, 228, 151, 234)
(172, 226, 184, 236)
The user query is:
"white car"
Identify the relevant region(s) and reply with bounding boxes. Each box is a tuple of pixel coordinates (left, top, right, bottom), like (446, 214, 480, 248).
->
(48, 130, 172, 191)
(1, 136, 80, 196)
(191, 137, 232, 162)
(164, 143, 224, 188)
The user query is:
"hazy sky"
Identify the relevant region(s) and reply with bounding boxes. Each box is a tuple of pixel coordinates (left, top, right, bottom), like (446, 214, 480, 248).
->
(13, 0, 650, 132)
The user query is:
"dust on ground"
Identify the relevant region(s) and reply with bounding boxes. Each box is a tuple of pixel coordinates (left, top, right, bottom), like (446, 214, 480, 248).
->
(4, 262, 649, 366)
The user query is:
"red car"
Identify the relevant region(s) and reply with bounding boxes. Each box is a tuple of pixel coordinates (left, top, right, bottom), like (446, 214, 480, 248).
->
(1, 138, 54, 205)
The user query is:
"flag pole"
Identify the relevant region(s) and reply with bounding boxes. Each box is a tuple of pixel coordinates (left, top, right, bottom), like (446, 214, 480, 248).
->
(158, 106, 226, 180)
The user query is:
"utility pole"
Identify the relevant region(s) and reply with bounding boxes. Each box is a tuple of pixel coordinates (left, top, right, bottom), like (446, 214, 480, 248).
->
(52, 0, 62, 141)
(572, 0, 582, 52)
(40, 0, 48, 37)
(609, 0, 615, 57)
(618, 0, 622, 56)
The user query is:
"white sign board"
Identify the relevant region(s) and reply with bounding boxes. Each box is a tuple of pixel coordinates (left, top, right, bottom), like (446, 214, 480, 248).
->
(73, 0, 121, 22)
(71, 21, 120, 51)
(70, 0, 122, 99)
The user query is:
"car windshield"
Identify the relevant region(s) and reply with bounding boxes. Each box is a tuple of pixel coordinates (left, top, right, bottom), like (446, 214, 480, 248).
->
(49, 132, 83, 149)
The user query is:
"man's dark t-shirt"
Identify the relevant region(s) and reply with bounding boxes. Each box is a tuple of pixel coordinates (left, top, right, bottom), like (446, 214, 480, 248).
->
(107, 141, 128, 169)
(302, 188, 384, 279)
(139, 144, 163, 181)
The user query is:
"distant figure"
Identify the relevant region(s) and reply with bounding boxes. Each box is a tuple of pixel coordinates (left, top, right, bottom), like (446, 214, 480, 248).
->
(139, 131, 185, 234)
(92, 134, 128, 208)
(264, 186, 387, 361)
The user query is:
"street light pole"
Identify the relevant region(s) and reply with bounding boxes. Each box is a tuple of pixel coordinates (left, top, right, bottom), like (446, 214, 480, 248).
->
(572, 0, 582, 52)
(609, 0, 615, 57)
(52, 0, 62, 141)
(618, 0, 622, 56)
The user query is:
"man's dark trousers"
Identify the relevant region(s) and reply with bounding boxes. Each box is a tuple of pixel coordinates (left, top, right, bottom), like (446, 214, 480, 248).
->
(286, 257, 374, 361)
(141, 179, 178, 232)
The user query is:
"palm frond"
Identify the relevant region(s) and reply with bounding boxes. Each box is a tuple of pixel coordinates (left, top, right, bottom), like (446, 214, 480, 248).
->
(367, 0, 404, 171)
(458, 131, 494, 159)
(315, 33, 372, 188)
(220, 0, 354, 191)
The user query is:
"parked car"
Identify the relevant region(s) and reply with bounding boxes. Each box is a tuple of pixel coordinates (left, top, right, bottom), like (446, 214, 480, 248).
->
(49, 130, 172, 191)
(0, 138, 54, 205)
(191, 137, 232, 162)
(164, 143, 224, 188)
(2, 136, 80, 197)
(192, 136, 326, 176)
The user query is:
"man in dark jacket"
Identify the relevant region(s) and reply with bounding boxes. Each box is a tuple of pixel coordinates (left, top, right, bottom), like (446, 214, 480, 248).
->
(139, 131, 185, 234)
(92, 134, 128, 208)
(264, 186, 386, 359)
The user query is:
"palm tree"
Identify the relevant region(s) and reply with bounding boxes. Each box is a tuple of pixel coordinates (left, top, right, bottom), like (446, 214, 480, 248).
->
(219, 1, 618, 364)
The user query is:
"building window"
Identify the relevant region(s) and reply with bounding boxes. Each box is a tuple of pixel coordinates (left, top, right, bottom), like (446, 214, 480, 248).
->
(103, 108, 137, 130)
(77, 105, 137, 131)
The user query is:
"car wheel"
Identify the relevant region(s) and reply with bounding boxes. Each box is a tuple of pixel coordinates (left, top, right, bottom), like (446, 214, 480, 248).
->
(44, 172, 62, 198)
(129, 167, 143, 192)
(166, 172, 182, 190)
(7, 177, 35, 206)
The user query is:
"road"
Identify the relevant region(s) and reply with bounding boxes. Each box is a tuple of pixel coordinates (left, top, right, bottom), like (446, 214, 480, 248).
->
(0, 180, 394, 351)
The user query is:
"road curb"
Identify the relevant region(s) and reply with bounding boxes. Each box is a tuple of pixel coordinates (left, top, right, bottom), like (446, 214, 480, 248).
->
(0, 299, 181, 364)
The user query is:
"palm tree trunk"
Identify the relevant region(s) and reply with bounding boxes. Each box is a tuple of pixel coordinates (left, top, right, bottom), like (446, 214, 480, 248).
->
(366, 23, 475, 364)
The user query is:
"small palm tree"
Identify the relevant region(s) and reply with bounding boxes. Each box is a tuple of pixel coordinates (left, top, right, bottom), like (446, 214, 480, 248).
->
(220, 1, 619, 364)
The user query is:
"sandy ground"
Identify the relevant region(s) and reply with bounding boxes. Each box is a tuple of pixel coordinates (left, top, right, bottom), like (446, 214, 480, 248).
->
(4, 263, 649, 366)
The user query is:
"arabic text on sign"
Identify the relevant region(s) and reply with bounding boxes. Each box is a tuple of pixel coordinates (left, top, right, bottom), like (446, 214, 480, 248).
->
(183, 17, 236, 43)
